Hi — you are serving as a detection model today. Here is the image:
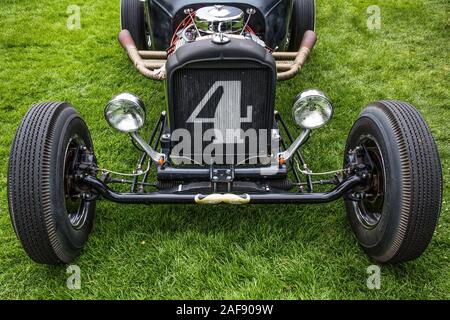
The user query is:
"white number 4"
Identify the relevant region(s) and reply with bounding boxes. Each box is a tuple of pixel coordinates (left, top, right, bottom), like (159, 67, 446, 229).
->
(187, 81, 253, 133)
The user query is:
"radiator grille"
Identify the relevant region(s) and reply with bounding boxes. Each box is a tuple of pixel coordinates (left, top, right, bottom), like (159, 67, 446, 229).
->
(170, 67, 275, 165)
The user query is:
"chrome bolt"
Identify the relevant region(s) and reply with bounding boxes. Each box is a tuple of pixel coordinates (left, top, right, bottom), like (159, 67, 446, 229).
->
(162, 133, 171, 140)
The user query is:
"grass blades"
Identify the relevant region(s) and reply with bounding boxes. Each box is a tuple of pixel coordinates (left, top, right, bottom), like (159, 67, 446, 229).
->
(0, 0, 449, 299)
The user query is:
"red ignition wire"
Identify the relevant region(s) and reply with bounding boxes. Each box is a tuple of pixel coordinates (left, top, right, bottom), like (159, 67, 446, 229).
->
(169, 13, 195, 50)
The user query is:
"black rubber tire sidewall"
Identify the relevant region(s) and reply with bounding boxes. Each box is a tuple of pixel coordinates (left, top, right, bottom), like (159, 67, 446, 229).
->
(345, 108, 404, 258)
(51, 107, 96, 254)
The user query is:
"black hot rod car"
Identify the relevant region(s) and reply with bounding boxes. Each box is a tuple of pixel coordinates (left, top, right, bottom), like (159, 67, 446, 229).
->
(8, 0, 442, 265)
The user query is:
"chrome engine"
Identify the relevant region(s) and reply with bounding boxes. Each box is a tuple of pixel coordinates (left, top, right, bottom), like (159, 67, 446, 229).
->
(170, 5, 266, 53)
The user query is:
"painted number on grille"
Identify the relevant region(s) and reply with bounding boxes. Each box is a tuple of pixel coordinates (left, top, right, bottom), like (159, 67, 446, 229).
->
(187, 81, 253, 136)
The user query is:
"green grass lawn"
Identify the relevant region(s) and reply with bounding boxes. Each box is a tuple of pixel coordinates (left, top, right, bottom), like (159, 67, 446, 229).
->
(0, 0, 449, 299)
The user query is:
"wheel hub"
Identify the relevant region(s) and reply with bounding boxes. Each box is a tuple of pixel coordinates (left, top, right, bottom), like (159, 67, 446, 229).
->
(64, 137, 91, 230)
(352, 137, 385, 229)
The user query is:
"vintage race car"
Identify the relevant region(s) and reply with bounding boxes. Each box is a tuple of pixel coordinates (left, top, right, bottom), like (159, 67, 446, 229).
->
(8, 0, 442, 265)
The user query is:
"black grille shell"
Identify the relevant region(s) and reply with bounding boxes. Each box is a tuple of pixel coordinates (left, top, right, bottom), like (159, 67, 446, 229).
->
(166, 38, 277, 165)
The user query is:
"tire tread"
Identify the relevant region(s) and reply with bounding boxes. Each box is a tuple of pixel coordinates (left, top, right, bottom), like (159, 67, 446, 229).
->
(121, 0, 147, 50)
(368, 100, 442, 263)
(8, 102, 73, 264)
(289, 0, 316, 51)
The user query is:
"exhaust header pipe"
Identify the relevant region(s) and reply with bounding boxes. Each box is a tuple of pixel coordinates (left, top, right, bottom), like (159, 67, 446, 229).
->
(118, 29, 317, 81)
(276, 30, 317, 81)
(118, 29, 166, 80)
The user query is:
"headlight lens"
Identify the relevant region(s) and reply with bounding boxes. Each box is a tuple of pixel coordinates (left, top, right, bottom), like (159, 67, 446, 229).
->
(292, 89, 333, 129)
(104, 93, 145, 132)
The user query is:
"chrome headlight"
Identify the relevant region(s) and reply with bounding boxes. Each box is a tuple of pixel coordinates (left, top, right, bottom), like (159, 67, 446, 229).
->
(292, 89, 333, 129)
(104, 93, 145, 132)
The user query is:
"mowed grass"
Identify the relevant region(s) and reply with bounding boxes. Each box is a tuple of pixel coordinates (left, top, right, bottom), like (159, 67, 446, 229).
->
(0, 0, 449, 299)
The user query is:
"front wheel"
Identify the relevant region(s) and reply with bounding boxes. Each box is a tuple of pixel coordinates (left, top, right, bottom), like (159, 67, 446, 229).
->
(344, 100, 442, 263)
(8, 102, 97, 264)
